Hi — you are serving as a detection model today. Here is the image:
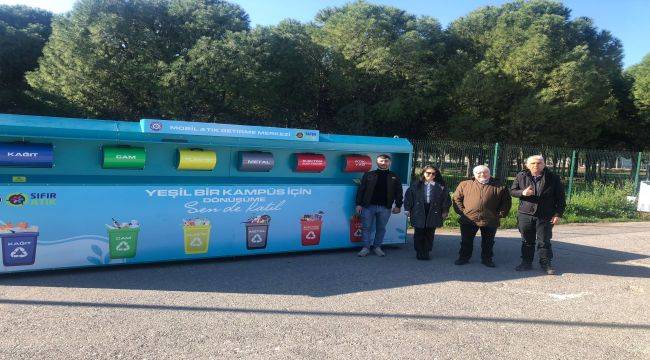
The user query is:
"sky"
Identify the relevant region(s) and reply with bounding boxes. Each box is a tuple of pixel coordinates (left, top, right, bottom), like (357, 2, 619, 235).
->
(1, 0, 648, 68)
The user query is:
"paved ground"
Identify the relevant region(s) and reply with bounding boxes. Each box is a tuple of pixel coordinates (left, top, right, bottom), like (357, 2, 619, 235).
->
(1, 222, 649, 359)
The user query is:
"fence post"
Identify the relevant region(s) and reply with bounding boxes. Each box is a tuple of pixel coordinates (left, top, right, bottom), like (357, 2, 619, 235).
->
(633, 151, 642, 196)
(492, 142, 499, 176)
(567, 150, 576, 200)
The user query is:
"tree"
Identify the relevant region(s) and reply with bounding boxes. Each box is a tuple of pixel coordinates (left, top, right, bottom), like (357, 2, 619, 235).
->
(160, 20, 325, 129)
(311, 0, 452, 136)
(447, 0, 621, 146)
(0, 5, 52, 112)
(27, 0, 249, 120)
(627, 53, 650, 145)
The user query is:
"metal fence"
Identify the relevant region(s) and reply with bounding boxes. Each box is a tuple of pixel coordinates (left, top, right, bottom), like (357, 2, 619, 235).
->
(411, 139, 649, 198)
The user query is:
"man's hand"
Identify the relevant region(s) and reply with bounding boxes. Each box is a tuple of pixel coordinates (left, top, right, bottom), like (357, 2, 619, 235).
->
(391, 207, 401, 214)
(551, 216, 560, 225)
(522, 185, 534, 196)
(404, 211, 410, 217)
(355, 205, 363, 214)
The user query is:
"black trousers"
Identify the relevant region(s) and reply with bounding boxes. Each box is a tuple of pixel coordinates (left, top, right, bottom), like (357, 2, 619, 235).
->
(413, 206, 435, 256)
(414, 227, 436, 255)
(459, 222, 497, 260)
(517, 213, 553, 264)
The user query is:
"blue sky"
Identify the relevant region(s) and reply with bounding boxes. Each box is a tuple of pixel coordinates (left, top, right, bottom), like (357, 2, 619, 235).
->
(1, 0, 648, 67)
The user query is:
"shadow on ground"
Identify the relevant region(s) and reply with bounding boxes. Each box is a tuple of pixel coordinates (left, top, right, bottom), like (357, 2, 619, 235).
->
(1, 232, 648, 297)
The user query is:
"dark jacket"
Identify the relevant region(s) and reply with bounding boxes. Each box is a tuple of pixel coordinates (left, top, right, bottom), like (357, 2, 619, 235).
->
(404, 180, 451, 229)
(510, 169, 566, 218)
(453, 178, 512, 227)
(356, 169, 404, 208)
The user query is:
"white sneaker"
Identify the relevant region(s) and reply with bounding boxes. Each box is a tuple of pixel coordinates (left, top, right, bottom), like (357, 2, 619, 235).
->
(357, 247, 370, 257)
(373, 247, 386, 257)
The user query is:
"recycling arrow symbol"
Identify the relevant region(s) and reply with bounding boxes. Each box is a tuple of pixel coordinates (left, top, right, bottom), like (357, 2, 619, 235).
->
(10, 247, 28, 258)
(251, 234, 263, 243)
(190, 237, 203, 247)
(116, 241, 130, 251)
(305, 231, 317, 240)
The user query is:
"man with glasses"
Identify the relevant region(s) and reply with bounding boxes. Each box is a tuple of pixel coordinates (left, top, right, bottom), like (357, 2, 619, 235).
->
(511, 155, 566, 275)
(355, 154, 403, 257)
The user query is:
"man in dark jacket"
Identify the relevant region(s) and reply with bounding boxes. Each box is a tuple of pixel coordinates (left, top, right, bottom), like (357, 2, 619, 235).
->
(355, 154, 403, 257)
(453, 165, 511, 267)
(510, 155, 566, 275)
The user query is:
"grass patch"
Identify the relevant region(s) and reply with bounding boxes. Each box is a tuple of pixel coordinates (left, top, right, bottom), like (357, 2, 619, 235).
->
(441, 182, 639, 229)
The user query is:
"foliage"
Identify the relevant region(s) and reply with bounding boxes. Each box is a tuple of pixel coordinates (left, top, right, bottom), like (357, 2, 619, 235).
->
(447, 0, 621, 146)
(0, 5, 52, 113)
(26, 0, 249, 119)
(0, 0, 643, 149)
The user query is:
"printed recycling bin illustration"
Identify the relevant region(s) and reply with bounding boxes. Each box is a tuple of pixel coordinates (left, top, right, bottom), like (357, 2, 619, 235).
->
(0, 221, 39, 266)
(300, 211, 324, 246)
(245, 215, 271, 250)
(183, 218, 211, 254)
(106, 218, 140, 259)
(350, 214, 363, 243)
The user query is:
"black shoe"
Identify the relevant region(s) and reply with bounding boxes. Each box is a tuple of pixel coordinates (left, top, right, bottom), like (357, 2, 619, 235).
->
(540, 263, 556, 275)
(515, 262, 533, 271)
(481, 259, 496, 268)
(454, 258, 469, 265)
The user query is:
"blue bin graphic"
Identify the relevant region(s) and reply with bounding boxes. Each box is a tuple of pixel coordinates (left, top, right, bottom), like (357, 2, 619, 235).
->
(1, 232, 38, 266)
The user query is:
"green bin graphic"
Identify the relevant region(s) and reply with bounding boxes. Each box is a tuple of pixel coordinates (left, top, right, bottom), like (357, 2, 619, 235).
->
(108, 227, 139, 259)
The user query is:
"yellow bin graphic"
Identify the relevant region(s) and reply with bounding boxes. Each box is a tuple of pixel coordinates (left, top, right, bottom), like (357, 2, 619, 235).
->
(177, 148, 217, 171)
(183, 224, 211, 254)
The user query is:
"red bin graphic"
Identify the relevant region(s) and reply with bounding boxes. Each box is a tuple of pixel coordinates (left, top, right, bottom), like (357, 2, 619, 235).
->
(350, 215, 363, 243)
(300, 219, 323, 246)
(344, 155, 372, 172)
(295, 153, 327, 173)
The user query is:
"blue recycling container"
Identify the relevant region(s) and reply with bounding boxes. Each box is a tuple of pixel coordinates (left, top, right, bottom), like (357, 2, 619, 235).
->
(0, 113, 412, 273)
(0, 143, 53, 168)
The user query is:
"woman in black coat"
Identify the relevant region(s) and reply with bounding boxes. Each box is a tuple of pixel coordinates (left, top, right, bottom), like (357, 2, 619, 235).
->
(404, 165, 452, 260)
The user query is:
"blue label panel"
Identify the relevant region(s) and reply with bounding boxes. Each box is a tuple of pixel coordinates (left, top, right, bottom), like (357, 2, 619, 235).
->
(140, 119, 319, 142)
(0, 185, 407, 273)
(0, 143, 54, 168)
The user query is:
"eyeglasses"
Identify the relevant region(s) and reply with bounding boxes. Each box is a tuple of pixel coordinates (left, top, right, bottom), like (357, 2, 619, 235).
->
(424, 171, 434, 175)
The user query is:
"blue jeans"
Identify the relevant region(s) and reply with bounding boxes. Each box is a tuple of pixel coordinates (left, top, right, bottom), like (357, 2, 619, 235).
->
(361, 205, 392, 248)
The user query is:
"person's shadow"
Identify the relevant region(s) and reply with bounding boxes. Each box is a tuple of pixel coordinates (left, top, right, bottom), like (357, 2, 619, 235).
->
(1, 231, 648, 297)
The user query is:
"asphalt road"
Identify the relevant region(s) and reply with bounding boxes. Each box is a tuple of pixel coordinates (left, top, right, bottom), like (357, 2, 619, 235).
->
(1, 222, 649, 359)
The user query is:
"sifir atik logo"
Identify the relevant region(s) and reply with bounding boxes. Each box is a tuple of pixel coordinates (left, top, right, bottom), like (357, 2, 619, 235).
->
(5, 192, 56, 206)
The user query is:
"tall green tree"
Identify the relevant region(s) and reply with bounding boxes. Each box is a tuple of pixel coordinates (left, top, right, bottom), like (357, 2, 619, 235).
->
(0, 5, 52, 112)
(27, 0, 249, 120)
(627, 53, 650, 144)
(160, 20, 324, 129)
(311, 0, 452, 136)
(447, 0, 621, 146)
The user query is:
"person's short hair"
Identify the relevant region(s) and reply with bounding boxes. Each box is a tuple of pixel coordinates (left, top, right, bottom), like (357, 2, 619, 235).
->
(526, 155, 545, 165)
(377, 154, 391, 160)
(473, 165, 490, 175)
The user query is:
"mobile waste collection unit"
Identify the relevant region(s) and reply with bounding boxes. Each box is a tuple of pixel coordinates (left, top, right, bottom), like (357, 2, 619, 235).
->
(0, 114, 412, 273)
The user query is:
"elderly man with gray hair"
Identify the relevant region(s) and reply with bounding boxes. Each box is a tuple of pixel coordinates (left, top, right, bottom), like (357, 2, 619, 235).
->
(452, 165, 511, 267)
(510, 155, 566, 275)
